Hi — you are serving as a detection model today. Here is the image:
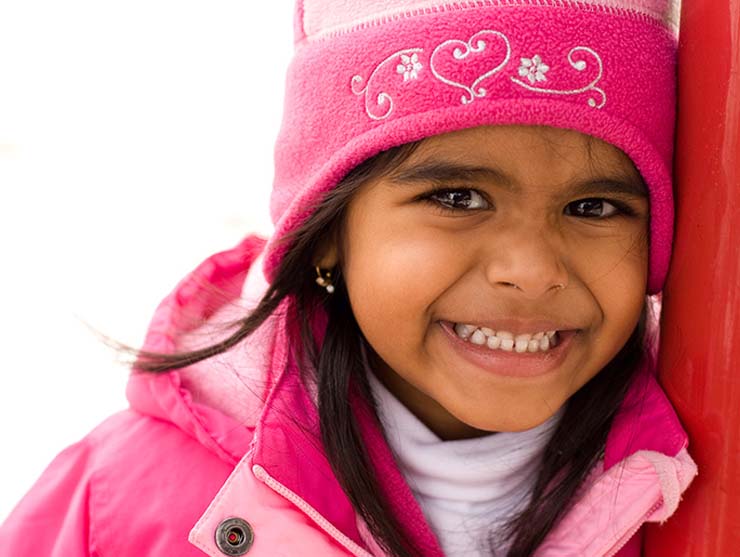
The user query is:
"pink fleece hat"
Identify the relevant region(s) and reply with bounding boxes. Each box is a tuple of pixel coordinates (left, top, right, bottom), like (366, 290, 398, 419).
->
(263, 0, 679, 294)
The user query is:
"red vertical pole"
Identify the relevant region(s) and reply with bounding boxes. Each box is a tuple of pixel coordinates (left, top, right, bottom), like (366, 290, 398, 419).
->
(643, 0, 740, 555)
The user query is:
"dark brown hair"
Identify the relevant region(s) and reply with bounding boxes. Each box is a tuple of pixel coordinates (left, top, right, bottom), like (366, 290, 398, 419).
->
(122, 140, 651, 557)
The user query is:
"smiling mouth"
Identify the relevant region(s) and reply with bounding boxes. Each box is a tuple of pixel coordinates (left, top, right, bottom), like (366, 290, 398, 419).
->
(450, 323, 561, 354)
(438, 320, 579, 377)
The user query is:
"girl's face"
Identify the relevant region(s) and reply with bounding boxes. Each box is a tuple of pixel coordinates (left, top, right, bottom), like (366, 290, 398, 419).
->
(319, 125, 649, 440)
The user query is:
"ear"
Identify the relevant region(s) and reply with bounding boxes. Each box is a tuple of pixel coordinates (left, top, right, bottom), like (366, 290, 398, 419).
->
(312, 237, 339, 269)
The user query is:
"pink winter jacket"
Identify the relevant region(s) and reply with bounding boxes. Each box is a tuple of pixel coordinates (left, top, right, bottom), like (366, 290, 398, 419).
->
(0, 234, 697, 557)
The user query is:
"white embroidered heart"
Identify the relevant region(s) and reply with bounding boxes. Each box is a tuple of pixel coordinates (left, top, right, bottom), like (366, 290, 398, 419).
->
(430, 30, 512, 105)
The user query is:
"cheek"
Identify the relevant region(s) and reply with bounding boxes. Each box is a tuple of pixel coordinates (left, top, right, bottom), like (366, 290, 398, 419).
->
(585, 229, 648, 366)
(575, 225, 649, 293)
(345, 219, 461, 314)
(601, 267, 646, 339)
(342, 215, 465, 362)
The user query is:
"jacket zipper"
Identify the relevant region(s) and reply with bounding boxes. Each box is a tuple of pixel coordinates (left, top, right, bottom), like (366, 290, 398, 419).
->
(602, 497, 663, 557)
(252, 464, 375, 557)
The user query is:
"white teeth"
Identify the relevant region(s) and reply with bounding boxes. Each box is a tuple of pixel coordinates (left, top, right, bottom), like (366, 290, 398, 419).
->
(454, 323, 475, 339)
(514, 338, 529, 353)
(539, 335, 550, 351)
(470, 329, 487, 345)
(452, 322, 562, 353)
(486, 335, 501, 350)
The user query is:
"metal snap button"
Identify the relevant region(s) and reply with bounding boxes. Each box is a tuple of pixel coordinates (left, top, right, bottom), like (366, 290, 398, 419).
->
(215, 517, 254, 556)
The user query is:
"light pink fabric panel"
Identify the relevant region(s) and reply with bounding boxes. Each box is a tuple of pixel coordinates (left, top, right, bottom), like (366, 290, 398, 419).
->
(300, 0, 679, 38)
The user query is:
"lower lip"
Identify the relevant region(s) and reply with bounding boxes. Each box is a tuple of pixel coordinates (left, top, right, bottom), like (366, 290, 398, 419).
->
(438, 321, 578, 378)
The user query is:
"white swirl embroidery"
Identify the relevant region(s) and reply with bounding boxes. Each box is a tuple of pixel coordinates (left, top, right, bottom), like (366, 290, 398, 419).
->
(351, 48, 424, 120)
(351, 36, 606, 120)
(429, 30, 512, 105)
(511, 46, 606, 109)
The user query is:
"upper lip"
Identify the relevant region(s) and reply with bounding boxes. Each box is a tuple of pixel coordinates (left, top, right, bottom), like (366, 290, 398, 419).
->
(444, 318, 580, 336)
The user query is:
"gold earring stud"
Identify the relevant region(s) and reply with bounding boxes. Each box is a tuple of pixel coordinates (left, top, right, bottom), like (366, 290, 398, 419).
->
(315, 266, 335, 294)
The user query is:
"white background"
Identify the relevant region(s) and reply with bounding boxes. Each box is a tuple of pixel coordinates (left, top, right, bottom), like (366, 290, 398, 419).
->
(0, 1, 293, 520)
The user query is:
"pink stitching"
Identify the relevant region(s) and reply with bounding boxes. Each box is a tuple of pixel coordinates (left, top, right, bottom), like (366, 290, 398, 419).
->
(252, 465, 375, 557)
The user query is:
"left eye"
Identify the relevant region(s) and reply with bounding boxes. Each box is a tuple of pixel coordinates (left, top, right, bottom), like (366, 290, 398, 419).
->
(423, 188, 490, 211)
(565, 198, 621, 218)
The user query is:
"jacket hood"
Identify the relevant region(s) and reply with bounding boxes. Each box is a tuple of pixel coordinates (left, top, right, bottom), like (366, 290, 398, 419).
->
(126, 234, 273, 465)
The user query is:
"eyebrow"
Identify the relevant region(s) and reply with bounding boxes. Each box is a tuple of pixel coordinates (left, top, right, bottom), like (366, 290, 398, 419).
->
(388, 161, 649, 199)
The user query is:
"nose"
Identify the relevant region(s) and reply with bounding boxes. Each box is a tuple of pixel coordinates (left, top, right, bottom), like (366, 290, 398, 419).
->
(482, 224, 570, 299)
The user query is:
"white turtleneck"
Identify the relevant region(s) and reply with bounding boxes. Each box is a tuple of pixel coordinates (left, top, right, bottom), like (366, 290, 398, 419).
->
(367, 371, 563, 557)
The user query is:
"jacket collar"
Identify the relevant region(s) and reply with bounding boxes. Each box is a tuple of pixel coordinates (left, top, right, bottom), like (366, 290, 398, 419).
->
(248, 297, 446, 554)
(604, 355, 688, 468)
(126, 235, 692, 555)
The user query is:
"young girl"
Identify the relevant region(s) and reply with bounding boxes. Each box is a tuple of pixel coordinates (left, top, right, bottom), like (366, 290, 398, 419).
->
(0, 1, 697, 556)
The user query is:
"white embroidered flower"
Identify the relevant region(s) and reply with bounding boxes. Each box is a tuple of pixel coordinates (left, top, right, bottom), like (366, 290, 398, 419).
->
(396, 53, 423, 81)
(518, 54, 549, 84)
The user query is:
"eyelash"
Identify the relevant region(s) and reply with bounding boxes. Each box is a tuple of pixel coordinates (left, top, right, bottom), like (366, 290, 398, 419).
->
(417, 186, 637, 219)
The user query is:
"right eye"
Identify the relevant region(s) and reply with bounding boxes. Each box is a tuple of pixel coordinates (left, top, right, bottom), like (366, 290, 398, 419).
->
(419, 187, 491, 214)
(564, 198, 636, 219)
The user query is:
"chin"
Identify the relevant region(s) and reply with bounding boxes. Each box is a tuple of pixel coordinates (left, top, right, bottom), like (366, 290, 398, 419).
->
(452, 405, 561, 434)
